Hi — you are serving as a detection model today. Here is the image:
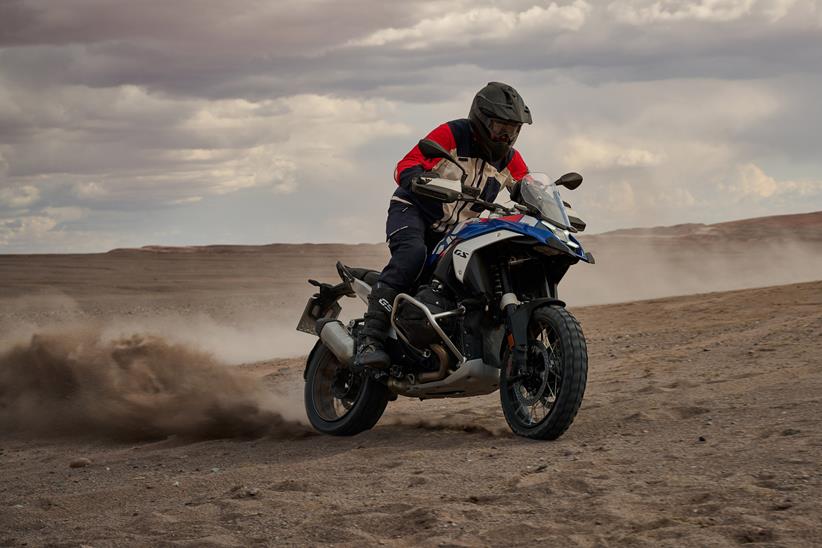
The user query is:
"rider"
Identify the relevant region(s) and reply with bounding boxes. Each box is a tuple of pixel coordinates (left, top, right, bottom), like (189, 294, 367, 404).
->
(354, 82, 533, 370)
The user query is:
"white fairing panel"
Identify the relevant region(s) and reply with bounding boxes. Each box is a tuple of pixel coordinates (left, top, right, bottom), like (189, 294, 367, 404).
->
(452, 229, 520, 282)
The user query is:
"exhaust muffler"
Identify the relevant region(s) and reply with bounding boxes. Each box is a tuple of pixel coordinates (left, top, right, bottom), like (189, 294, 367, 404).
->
(318, 319, 355, 366)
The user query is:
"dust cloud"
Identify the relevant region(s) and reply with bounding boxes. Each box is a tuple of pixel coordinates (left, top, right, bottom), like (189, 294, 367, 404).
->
(0, 328, 310, 440)
(0, 294, 315, 365)
(563, 237, 822, 306)
(99, 314, 315, 364)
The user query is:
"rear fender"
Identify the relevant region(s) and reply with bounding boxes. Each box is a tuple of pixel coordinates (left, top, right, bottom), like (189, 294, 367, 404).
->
(296, 294, 342, 335)
(296, 266, 356, 335)
(303, 339, 324, 380)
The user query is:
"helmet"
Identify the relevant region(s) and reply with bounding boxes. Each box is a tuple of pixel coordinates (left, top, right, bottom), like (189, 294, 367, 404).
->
(468, 82, 532, 163)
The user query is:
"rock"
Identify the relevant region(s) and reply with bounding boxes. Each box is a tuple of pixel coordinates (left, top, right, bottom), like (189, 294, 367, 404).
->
(407, 476, 426, 488)
(231, 485, 260, 499)
(70, 458, 93, 468)
(37, 498, 56, 510)
(698, 436, 706, 442)
(781, 428, 800, 436)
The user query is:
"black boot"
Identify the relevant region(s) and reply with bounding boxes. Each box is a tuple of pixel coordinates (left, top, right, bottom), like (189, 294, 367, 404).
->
(354, 282, 397, 370)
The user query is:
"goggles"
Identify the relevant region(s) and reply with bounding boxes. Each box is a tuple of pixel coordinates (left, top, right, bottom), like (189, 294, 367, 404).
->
(487, 118, 522, 144)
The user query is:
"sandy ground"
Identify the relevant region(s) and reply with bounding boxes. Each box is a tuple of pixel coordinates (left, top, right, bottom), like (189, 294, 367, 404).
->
(0, 212, 821, 546)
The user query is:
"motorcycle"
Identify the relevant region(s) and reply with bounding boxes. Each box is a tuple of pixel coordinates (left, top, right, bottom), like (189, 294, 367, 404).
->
(296, 139, 594, 440)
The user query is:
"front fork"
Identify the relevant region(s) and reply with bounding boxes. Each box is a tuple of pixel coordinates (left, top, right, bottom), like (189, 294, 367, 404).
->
(499, 266, 528, 374)
(498, 265, 565, 374)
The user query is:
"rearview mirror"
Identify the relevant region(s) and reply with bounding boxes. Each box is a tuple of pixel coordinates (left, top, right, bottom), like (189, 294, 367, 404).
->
(555, 172, 583, 190)
(418, 139, 452, 160)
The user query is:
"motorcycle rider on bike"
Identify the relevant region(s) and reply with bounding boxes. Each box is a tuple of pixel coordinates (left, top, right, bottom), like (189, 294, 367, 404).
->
(354, 82, 533, 370)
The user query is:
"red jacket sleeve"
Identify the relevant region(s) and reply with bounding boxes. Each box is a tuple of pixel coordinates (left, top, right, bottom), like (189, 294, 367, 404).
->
(506, 149, 528, 182)
(394, 123, 457, 185)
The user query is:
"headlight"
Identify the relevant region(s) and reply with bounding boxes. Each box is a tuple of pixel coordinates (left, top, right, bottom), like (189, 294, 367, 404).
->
(542, 220, 568, 242)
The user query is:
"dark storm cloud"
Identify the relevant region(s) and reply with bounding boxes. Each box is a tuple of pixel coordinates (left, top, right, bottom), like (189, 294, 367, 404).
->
(2, 0, 818, 102)
(0, 0, 408, 50)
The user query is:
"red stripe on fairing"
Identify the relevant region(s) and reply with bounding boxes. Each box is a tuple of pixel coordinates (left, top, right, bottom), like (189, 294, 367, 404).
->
(500, 214, 524, 223)
(506, 149, 528, 181)
(394, 123, 457, 184)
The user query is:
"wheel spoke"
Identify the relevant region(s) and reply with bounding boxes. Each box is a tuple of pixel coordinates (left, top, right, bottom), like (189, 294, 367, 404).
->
(312, 355, 364, 422)
(505, 316, 564, 428)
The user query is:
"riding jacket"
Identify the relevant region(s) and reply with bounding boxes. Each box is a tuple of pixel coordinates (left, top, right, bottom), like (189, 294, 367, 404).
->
(392, 118, 529, 233)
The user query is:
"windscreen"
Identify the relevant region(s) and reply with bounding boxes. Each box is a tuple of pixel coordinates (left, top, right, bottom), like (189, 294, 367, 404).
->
(519, 173, 572, 229)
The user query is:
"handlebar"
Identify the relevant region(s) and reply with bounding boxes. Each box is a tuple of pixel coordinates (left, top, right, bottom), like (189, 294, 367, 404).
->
(412, 175, 526, 216)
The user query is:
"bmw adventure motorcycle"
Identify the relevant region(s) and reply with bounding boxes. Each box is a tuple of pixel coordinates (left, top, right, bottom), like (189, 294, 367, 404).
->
(296, 139, 594, 440)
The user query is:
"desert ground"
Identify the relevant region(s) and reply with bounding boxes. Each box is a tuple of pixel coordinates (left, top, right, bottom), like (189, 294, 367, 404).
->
(0, 212, 820, 546)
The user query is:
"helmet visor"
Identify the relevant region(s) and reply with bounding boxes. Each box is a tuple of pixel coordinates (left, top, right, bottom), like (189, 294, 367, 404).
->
(487, 118, 521, 144)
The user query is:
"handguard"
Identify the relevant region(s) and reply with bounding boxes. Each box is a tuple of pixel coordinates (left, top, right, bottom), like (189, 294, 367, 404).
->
(411, 176, 463, 203)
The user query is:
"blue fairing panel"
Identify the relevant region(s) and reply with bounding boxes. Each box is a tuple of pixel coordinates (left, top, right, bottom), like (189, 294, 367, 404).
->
(428, 217, 590, 266)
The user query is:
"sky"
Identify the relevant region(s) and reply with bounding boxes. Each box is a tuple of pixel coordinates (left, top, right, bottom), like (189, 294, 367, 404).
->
(1, 0, 821, 252)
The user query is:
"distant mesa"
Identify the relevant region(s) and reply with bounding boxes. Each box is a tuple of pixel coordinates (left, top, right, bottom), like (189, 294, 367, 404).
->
(106, 242, 385, 255)
(105, 211, 822, 254)
(588, 211, 822, 243)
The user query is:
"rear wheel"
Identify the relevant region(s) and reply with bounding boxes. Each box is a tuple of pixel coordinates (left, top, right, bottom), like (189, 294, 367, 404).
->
(304, 344, 390, 436)
(499, 305, 587, 440)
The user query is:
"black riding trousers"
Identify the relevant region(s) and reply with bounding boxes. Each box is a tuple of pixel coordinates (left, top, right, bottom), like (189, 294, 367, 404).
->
(378, 201, 442, 292)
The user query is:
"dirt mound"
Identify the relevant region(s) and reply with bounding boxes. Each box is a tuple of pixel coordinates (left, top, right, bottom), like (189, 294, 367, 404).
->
(0, 330, 309, 440)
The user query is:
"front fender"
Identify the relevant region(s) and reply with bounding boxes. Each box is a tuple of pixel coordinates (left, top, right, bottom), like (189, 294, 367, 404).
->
(504, 298, 566, 369)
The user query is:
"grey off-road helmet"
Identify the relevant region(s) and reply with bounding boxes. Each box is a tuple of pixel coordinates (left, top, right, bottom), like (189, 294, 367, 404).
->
(468, 81, 533, 163)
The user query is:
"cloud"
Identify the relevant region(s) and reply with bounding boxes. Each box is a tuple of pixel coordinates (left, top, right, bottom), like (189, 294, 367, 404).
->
(0, 215, 57, 245)
(349, 1, 592, 49)
(604, 180, 637, 212)
(1, 84, 410, 206)
(0, 0, 820, 251)
(564, 137, 665, 169)
(607, 0, 800, 24)
(0, 185, 39, 208)
(0, 207, 89, 246)
(723, 163, 822, 199)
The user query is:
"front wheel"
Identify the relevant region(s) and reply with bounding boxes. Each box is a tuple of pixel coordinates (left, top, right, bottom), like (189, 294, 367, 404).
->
(304, 344, 390, 436)
(499, 305, 588, 440)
